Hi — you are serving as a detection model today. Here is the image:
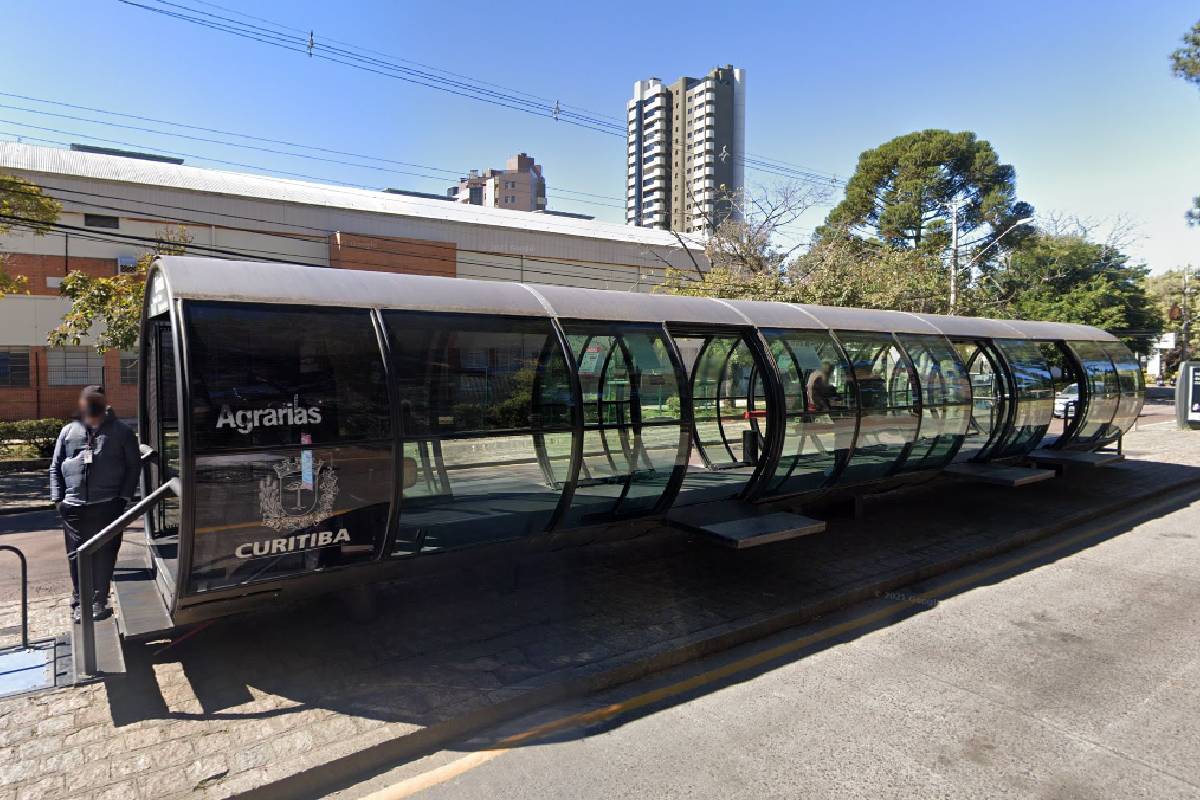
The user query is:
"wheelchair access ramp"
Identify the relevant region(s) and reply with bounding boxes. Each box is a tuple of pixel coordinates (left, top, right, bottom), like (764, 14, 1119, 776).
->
(666, 502, 826, 549)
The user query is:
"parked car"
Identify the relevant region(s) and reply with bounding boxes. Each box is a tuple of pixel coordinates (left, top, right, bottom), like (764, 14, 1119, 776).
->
(1053, 383, 1079, 418)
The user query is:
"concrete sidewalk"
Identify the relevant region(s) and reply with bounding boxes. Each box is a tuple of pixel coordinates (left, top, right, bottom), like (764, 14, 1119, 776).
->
(0, 427, 1197, 800)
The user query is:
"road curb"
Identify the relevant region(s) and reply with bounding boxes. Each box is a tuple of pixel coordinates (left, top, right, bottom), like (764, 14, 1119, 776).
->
(234, 471, 1200, 800)
(0, 504, 54, 517)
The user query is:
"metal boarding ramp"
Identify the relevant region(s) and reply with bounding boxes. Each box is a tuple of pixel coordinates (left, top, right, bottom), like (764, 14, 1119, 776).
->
(71, 476, 180, 678)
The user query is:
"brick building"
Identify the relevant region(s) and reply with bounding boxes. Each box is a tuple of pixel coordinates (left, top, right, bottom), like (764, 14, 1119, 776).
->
(0, 142, 705, 422)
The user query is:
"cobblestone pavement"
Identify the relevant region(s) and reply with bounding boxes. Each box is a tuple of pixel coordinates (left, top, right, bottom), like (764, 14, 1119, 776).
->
(0, 470, 50, 514)
(0, 427, 1197, 800)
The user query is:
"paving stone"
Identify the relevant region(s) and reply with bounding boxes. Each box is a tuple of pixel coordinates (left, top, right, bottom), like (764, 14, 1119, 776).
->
(13, 776, 64, 800)
(89, 782, 137, 800)
(0, 428, 1196, 800)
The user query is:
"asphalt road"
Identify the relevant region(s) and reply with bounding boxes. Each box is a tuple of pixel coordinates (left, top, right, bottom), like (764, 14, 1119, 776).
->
(337, 489, 1200, 800)
(0, 509, 70, 604)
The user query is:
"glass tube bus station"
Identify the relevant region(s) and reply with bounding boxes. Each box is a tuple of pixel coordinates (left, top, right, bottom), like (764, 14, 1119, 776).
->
(114, 256, 1143, 636)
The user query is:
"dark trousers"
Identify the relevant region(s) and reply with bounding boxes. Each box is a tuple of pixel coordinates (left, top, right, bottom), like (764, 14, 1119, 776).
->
(60, 498, 126, 608)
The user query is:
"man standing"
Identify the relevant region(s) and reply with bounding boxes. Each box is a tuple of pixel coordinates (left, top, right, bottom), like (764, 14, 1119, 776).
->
(49, 386, 140, 623)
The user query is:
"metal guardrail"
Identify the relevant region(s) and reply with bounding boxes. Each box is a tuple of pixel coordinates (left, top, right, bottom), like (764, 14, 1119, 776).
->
(74, 476, 179, 676)
(0, 546, 29, 650)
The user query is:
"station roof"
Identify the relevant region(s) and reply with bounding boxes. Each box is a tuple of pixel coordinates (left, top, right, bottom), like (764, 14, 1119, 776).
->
(154, 257, 1118, 342)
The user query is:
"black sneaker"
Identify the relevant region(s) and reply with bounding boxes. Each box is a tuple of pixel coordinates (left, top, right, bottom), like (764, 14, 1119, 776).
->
(91, 602, 112, 621)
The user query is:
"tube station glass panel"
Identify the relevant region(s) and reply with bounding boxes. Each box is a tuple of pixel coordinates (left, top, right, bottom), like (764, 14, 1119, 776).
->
(671, 331, 769, 505)
(559, 323, 689, 524)
(991, 340, 1055, 458)
(384, 313, 575, 551)
(895, 334, 972, 471)
(183, 303, 393, 593)
(954, 341, 1010, 461)
(759, 329, 856, 496)
(1065, 340, 1121, 446)
(1101, 341, 1144, 437)
(835, 332, 919, 482)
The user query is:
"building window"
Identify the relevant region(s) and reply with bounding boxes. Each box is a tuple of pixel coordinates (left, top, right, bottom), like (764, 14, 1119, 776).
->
(119, 351, 139, 385)
(47, 347, 104, 387)
(0, 348, 30, 387)
(116, 256, 139, 275)
(83, 214, 120, 230)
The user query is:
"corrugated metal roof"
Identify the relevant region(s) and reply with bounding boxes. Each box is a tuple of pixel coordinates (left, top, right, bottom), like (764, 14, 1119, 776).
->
(154, 256, 1118, 341)
(0, 142, 704, 251)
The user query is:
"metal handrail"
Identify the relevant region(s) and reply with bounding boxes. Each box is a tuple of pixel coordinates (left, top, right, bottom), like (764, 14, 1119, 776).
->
(0, 546, 29, 650)
(74, 476, 179, 675)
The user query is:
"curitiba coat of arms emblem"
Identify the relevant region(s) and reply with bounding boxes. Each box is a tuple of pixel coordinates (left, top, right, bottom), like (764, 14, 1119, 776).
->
(259, 455, 339, 532)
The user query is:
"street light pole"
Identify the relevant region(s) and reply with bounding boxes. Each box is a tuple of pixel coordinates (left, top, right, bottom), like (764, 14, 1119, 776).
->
(1183, 266, 1192, 364)
(949, 201, 960, 312)
(948, 212, 1034, 314)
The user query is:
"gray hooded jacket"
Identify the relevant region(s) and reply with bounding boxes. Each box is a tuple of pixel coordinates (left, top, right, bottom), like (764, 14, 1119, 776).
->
(49, 408, 141, 506)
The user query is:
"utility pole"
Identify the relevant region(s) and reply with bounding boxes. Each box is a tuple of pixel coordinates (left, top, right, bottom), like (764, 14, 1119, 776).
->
(949, 200, 960, 312)
(1183, 265, 1192, 364)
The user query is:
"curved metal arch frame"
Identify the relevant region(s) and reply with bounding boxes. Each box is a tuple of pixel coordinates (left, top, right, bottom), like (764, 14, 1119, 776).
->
(751, 327, 867, 501)
(542, 319, 586, 531)
(961, 340, 1017, 463)
(553, 320, 695, 524)
(895, 335, 962, 471)
(878, 333, 924, 478)
(1061, 340, 1123, 450)
(1046, 341, 1089, 450)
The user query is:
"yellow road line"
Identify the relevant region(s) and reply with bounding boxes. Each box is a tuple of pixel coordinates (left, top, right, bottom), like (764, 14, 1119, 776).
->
(361, 489, 1196, 800)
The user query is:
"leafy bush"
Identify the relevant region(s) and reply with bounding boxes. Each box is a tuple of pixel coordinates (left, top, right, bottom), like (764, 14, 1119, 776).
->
(0, 418, 68, 458)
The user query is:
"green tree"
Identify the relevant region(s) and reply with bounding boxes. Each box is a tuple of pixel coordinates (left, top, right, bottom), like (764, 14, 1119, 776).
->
(981, 233, 1161, 354)
(791, 234, 950, 313)
(0, 174, 61, 295)
(1145, 267, 1197, 373)
(657, 229, 950, 313)
(1171, 20, 1200, 85)
(1172, 20, 1200, 223)
(820, 129, 1033, 262)
(48, 226, 191, 353)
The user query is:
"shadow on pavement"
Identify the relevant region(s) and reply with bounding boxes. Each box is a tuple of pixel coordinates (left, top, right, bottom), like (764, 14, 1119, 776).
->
(99, 456, 1200, 751)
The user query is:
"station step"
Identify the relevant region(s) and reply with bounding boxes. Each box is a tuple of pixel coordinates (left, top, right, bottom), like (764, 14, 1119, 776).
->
(944, 462, 1057, 487)
(1027, 449, 1125, 468)
(667, 503, 826, 549)
(113, 566, 174, 641)
(71, 615, 124, 678)
(112, 540, 174, 641)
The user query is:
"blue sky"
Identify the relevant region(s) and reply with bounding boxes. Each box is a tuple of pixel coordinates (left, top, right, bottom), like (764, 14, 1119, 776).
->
(2, 0, 1198, 271)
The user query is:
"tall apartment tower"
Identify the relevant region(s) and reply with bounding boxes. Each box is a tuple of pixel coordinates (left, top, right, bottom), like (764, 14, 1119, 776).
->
(626, 65, 745, 233)
(449, 152, 547, 211)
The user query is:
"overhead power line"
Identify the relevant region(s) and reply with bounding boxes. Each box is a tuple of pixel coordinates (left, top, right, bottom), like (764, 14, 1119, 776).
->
(114, 0, 626, 137)
(113, 0, 851, 191)
(0, 97, 625, 206)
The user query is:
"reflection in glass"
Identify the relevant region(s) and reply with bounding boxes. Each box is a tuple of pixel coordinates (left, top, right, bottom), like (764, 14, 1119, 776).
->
(671, 332, 769, 504)
(385, 313, 575, 551)
(1100, 341, 1144, 439)
(1065, 340, 1121, 447)
(896, 335, 972, 471)
(835, 332, 919, 482)
(992, 340, 1054, 457)
(185, 303, 391, 451)
(559, 325, 689, 524)
(760, 330, 856, 495)
(955, 341, 1010, 461)
(190, 444, 392, 593)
